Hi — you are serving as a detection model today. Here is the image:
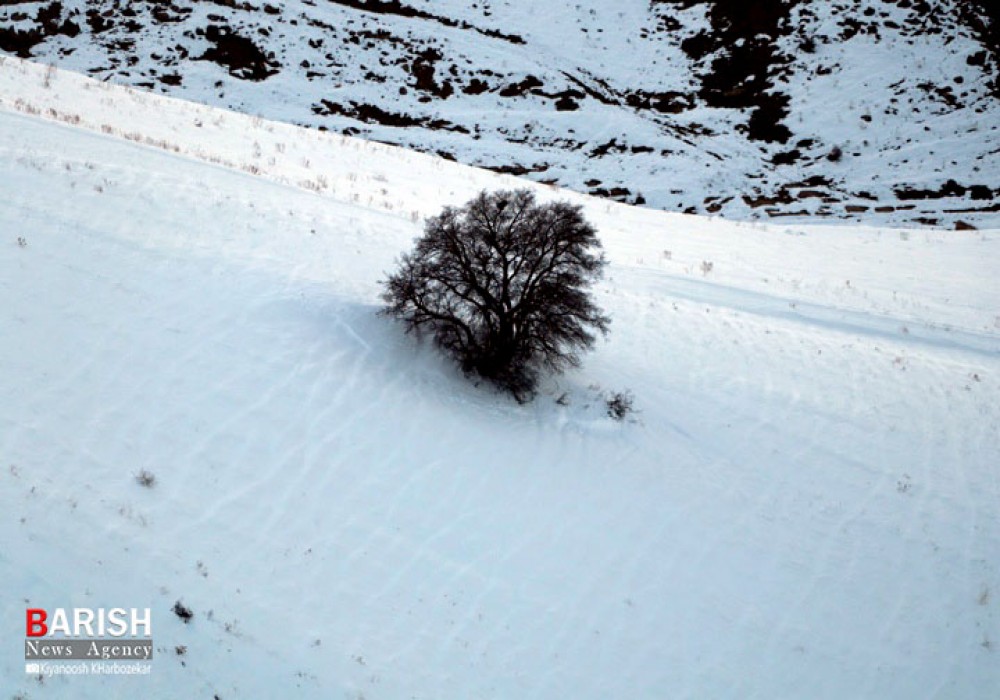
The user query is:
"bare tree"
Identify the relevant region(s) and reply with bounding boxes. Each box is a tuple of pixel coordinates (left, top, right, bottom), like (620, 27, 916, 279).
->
(382, 189, 610, 400)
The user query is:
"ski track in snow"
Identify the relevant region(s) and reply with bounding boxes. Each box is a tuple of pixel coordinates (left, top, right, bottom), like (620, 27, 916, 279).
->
(1, 59, 999, 698)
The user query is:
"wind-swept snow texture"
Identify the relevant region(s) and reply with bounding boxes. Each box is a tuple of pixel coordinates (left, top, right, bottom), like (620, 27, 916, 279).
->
(1, 0, 998, 228)
(2, 58, 1000, 698)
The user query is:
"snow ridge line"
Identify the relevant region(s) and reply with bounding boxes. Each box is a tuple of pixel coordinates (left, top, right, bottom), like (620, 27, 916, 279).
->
(0, 55, 557, 222)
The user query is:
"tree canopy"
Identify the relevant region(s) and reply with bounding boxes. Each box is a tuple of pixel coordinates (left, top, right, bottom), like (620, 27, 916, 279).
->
(382, 189, 610, 399)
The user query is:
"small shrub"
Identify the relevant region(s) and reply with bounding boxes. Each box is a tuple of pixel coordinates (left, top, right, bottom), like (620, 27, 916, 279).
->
(135, 469, 156, 488)
(606, 390, 634, 421)
(826, 145, 843, 162)
(172, 601, 194, 623)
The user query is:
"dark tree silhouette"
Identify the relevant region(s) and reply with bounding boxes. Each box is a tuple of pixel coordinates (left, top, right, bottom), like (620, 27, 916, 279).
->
(382, 189, 610, 399)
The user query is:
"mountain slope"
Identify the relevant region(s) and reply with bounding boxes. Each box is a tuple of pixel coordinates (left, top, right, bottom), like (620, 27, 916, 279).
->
(1, 0, 998, 228)
(2, 58, 1000, 698)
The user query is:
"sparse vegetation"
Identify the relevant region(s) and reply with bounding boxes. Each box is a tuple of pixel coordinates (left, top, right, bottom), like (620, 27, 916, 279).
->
(135, 469, 156, 488)
(172, 600, 194, 623)
(605, 390, 635, 421)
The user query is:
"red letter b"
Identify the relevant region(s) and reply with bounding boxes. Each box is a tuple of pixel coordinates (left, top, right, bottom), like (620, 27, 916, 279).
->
(26, 609, 47, 637)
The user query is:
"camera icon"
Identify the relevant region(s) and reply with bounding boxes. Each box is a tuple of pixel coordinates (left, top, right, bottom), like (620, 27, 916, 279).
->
(25, 663, 40, 674)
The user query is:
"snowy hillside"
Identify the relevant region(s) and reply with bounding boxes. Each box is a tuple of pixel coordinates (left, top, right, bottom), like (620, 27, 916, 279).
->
(1, 0, 998, 228)
(2, 57, 1000, 698)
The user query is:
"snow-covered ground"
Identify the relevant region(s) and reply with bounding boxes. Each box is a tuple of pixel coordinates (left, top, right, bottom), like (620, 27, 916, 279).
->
(2, 58, 999, 698)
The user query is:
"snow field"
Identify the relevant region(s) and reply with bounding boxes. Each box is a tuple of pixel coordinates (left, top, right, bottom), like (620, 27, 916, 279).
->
(1, 58, 999, 698)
